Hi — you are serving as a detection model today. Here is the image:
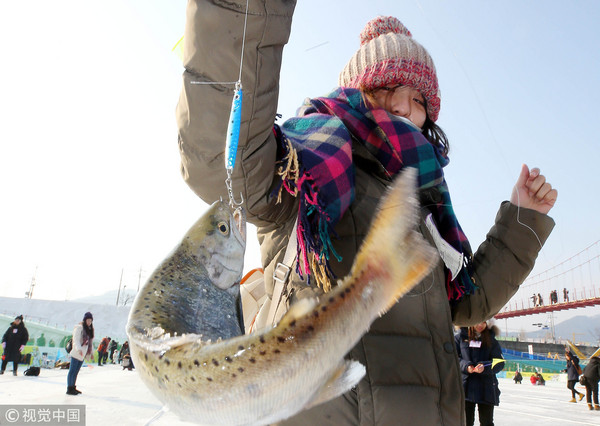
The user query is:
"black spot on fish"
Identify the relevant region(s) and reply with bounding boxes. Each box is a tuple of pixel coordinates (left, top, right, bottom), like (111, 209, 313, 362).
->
(144, 305, 150, 308)
(225, 356, 233, 363)
(154, 366, 159, 372)
(178, 362, 182, 369)
(277, 336, 285, 343)
(249, 358, 256, 363)
(322, 306, 328, 312)
(178, 383, 182, 388)
(191, 377, 196, 381)
(212, 359, 219, 366)
(158, 353, 164, 360)
(207, 377, 213, 382)
(232, 374, 237, 378)
(329, 297, 334, 304)
(144, 354, 148, 361)
(259, 336, 265, 344)
(194, 360, 200, 366)
(238, 367, 244, 373)
(290, 320, 297, 327)
(164, 375, 169, 381)
(274, 349, 281, 354)
(345, 288, 351, 293)
(340, 293, 346, 299)
(238, 345, 244, 350)
(165, 359, 170, 366)
(313, 311, 319, 318)
(259, 351, 266, 356)
(308, 325, 315, 332)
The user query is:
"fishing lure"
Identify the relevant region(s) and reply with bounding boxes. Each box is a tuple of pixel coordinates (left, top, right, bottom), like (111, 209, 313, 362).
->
(225, 82, 243, 173)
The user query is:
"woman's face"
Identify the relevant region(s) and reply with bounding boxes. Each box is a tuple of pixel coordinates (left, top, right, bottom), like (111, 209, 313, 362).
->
(85, 318, 93, 327)
(474, 322, 487, 333)
(371, 84, 427, 129)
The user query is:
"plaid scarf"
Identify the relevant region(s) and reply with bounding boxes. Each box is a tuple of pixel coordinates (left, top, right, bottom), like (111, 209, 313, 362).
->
(274, 87, 476, 302)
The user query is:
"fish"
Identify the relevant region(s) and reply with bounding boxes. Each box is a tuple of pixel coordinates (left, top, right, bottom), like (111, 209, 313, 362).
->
(126, 168, 437, 425)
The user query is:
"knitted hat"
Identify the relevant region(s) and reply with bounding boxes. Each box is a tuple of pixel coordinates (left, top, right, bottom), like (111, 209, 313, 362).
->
(15, 315, 23, 321)
(339, 16, 441, 122)
(83, 312, 93, 321)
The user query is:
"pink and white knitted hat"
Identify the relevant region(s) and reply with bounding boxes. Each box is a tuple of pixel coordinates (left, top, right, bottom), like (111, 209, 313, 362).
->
(339, 16, 441, 122)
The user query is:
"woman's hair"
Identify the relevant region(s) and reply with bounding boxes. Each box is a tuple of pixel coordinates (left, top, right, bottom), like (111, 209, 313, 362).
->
(467, 324, 492, 348)
(422, 117, 449, 156)
(361, 88, 450, 155)
(81, 321, 95, 340)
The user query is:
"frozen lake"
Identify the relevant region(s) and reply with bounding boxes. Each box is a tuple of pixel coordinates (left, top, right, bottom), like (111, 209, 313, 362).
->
(1, 364, 599, 425)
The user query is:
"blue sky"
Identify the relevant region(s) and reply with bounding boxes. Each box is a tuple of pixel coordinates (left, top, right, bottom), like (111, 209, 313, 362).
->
(1, 1, 598, 334)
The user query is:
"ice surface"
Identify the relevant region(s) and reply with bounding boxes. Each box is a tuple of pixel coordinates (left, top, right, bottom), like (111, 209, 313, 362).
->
(1, 364, 599, 425)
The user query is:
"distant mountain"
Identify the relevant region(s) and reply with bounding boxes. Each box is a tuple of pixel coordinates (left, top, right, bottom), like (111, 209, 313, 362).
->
(550, 314, 600, 344)
(506, 314, 600, 345)
(0, 296, 130, 343)
(73, 288, 138, 307)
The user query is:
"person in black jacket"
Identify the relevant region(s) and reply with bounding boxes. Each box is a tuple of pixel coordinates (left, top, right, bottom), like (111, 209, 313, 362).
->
(456, 322, 504, 426)
(1, 315, 29, 376)
(583, 356, 600, 410)
(513, 370, 523, 384)
(564, 349, 585, 402)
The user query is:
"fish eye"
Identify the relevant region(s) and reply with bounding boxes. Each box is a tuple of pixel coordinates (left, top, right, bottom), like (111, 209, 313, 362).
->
(217, 221, 229, 234)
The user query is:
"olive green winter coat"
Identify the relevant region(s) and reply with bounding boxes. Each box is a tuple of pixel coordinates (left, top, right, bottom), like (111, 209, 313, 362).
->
(175, 1, 555, 424)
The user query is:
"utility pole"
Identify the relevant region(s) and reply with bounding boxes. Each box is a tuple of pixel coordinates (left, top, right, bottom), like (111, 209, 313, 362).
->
(116, 268, 124, 306)
(137, 266, 143, 293)
(25, 266, 37, 299)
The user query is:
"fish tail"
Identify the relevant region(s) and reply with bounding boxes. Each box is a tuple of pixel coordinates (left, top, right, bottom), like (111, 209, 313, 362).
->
(352, 168, 437, 312)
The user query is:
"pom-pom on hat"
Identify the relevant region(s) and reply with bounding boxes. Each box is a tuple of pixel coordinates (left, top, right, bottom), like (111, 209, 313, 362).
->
(339, 16, 441, 122)
(83, 312, 93, 321)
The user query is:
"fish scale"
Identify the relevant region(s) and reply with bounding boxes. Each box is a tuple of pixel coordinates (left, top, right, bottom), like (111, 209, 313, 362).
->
(127, 168, 437, 425)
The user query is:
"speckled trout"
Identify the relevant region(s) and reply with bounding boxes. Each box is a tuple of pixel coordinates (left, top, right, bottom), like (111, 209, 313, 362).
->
(126, 168, 436, 425)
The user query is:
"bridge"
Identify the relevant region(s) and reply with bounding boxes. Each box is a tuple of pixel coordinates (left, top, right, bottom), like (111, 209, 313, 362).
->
(494, 240, 600, 319)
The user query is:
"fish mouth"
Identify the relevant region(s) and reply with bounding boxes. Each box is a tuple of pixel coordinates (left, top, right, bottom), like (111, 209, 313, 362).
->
(232, 206, 246, 244)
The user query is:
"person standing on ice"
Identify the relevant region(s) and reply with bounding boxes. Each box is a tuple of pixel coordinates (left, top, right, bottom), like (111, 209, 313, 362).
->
(1, 314, 29, 376)
(66, 312, 94, 396)
(177, 3, 558, 424)
(564, 349, 585, 403)
(456, 321, 504, 426)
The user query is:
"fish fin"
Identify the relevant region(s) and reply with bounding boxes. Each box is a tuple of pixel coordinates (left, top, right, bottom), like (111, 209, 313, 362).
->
(277, 297, 318, 327)
(304, 360, 366, 410)
(351, 168, 437, 314)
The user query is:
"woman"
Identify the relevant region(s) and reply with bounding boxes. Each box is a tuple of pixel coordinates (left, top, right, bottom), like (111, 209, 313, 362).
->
(456, 322, 504, 426)
(176, 3, 557, 424)
(582, 355, 600, 409)
(565, 349, 585, 403)
(1, 314, 29, 376)
(66, 312, 94, 395)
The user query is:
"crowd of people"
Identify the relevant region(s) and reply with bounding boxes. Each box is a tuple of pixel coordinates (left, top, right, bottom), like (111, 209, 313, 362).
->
(1, 312, 134, 393)
(531, 287, 572, 307)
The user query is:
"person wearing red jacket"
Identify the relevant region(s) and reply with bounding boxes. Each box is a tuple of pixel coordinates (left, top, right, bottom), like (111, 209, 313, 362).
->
(97, 336, 110, 366)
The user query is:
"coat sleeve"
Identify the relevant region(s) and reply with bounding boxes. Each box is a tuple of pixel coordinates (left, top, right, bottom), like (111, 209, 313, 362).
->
(488, 338, 504, 375)
(176, 0, 297, 226)
(20, 327, 29, 346)
(452, 202, 555, 325)
(72, 325, 83, 354)
(454, 332, 472, 373)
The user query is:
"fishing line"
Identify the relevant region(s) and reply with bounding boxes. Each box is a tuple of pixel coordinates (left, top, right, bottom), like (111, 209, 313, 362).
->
(405, 270, 435, 297)
(414, 0, 545, 250)
(189, 0, 250, 209)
